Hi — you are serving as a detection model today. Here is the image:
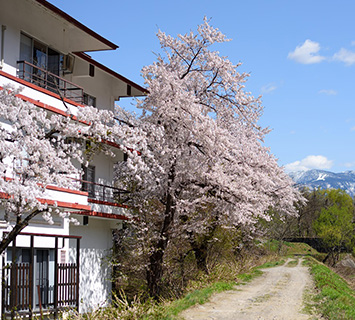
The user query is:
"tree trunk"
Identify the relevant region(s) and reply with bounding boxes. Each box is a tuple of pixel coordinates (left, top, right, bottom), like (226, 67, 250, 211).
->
(192, 242, 208, 273)
(146, 246, 166, 298)
(0, 209, 41, 254)
(146, 194, 175, 298)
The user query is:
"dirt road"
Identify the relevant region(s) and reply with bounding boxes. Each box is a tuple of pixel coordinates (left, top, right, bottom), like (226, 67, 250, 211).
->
(181, 259, 314, 320)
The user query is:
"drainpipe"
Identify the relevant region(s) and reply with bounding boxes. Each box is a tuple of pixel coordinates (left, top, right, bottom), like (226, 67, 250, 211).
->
(0, 25, 6, 69)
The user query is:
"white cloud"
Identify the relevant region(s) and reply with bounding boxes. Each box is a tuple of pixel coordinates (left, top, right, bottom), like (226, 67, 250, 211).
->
(344, 161, 355, 168)
(288, 39, 326, 64)
(284, 155, 333, 173)
(351, 41, 355, 46)
(333, 48, 355, 66)
(318, 89, 337, 95)
(261, 83, 277, 94)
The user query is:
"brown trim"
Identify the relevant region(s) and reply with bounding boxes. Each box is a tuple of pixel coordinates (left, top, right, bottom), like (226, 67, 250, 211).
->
(37, 198, 91, 211)
(101, 138, 122, 150)
(74, 210, 129, 221)
(101, 138, 141, 155)
(0, 82, 141, 152)
(3, 177, 88, 196)
(0, 70, 84, 108)
(0, 192, 91, 211)
(73, 52, 148, 95)
(88, 198, 129, 209)
(34, 0, 118, 51)
(4, 231, 82, 239)
(0, 192, 10, 200)
(46, 185, 88, 196)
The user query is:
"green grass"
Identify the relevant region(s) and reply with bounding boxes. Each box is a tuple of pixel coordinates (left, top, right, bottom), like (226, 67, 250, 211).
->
(162, 281, 235, 319)
(265, 240, 319, 256)
(286, 259, 299, 267)
(304, 256, 355, 320)
(237, 259, 285, 283)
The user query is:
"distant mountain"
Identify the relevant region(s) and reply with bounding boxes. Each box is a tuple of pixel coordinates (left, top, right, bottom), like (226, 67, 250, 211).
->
(288, 169, 355, 196)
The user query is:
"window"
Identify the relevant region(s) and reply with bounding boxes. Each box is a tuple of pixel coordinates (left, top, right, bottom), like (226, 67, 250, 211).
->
(20, 33, 62, 76)
(19, 33, 62, 91)
(82, 165, 96, 198)
(83, 93, 96, 107)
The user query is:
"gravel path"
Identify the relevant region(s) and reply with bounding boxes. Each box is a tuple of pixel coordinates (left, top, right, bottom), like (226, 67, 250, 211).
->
(181, 259, 314, 320)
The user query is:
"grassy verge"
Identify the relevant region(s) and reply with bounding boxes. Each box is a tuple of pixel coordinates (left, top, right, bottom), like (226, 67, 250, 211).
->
(304, 256, 355, 320)
(161, 281, 235, 319)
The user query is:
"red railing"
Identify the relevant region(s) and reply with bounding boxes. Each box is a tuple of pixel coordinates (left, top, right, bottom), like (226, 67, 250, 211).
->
(17, 60, 84, 104)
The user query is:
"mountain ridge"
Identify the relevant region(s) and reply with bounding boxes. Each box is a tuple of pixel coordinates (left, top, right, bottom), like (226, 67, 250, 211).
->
(288, 169, 355, 196)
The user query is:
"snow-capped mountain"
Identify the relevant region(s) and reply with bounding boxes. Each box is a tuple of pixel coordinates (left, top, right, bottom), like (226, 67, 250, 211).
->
(288, 169, 355, 196)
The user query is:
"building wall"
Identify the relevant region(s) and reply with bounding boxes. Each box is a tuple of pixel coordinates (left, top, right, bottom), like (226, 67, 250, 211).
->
(69, 217, 122, 313)
(0, 19, 131, 112)
(0, 0, 136, 315)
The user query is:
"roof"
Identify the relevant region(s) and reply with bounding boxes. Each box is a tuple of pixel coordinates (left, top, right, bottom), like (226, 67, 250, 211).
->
(35, 0, 118, 51)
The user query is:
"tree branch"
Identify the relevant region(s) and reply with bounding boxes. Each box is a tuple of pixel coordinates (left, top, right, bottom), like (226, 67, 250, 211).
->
(0, 208, 42, 254)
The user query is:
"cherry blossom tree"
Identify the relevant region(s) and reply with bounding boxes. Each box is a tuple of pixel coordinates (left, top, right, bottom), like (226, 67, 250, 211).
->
(114, 19, 303, 298)
(0, 86, 141, 254)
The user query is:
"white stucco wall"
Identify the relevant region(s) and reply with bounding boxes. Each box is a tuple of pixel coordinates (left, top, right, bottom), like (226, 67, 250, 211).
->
(69, 217, 121, 313)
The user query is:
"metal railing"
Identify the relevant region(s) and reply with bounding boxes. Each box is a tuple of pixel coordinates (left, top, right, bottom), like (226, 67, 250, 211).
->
(17, 60, 84, 104)
(80, 180, 129, 204)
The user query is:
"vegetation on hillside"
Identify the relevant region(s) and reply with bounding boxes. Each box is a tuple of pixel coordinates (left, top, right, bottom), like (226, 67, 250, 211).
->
(266, 188, 355, 265)
(305, 256, 355, 320)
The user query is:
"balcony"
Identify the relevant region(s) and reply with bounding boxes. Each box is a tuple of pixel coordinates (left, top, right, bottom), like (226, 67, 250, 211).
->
(17, 61, 84, 104)
(80, 180, 129, 205)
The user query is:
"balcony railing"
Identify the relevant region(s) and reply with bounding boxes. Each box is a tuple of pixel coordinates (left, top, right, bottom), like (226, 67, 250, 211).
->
(17, 61, 84, 104)
(80, 180, 129, 204)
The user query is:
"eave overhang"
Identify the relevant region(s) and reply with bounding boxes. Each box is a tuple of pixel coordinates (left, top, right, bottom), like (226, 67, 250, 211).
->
(1, 0, 118, 53)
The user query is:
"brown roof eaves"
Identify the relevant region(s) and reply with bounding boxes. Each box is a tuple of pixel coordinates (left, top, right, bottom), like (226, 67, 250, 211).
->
(35, 0, 118, 51)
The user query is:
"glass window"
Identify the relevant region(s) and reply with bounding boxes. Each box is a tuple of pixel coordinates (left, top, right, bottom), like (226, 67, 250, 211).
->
(20, 33, 61, 76)
(82, 165, 96, 198)
(33, 40, 47, 70)
(20, 33, 32, 62)
(83, 93, 96, 107)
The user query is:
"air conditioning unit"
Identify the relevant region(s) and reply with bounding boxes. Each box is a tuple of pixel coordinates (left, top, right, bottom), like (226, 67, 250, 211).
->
(62, 54, 75, 74)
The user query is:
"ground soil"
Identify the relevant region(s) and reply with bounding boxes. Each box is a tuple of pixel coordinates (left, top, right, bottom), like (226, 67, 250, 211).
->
(180, 258, 316, 320)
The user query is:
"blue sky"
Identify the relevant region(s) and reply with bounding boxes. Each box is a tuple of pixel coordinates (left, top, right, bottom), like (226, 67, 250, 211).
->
(50, 0, 355, 173)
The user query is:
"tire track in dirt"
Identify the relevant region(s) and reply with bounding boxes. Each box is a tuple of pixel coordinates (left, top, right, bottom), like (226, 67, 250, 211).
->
(181, 259, 313, 320)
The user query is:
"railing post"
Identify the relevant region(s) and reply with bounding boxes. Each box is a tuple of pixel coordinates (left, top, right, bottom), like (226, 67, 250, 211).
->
(76, 238, 80, 313)
(29, 235, 34, 320)
(2, 251, 6, 319)
(54, 237, 58, 318)
(10, 237, 16, 320)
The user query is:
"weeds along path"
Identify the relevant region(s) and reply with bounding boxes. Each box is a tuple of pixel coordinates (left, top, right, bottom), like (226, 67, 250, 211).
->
(181, 258, 313, 320)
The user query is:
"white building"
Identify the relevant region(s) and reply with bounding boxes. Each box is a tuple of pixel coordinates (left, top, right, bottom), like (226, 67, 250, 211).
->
(0, 0, 145, 318)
